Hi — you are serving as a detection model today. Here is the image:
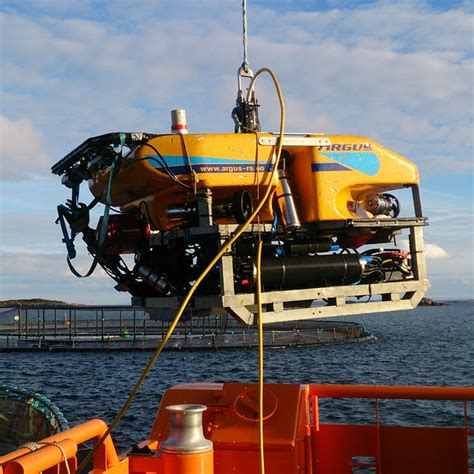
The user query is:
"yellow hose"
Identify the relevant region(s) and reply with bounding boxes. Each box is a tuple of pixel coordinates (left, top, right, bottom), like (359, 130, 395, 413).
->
(77, 67, 285, 473)
(256, 239, 265, 473)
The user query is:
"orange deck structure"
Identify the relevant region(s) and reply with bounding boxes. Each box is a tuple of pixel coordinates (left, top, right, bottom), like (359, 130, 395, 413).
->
(1, 382, 472, 474)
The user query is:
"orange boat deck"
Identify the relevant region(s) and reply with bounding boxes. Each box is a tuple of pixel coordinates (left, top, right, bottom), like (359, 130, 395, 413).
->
(1, 383, 473, 474)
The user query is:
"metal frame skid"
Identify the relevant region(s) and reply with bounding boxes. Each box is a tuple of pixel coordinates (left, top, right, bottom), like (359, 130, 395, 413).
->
(133, 189, 429, 326)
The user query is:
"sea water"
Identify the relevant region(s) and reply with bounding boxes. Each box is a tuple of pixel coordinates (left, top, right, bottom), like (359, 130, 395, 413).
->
(1, 302, 472, 452)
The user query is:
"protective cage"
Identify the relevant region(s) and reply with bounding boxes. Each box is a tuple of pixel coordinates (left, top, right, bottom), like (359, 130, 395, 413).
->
(132, 188, 429, 325)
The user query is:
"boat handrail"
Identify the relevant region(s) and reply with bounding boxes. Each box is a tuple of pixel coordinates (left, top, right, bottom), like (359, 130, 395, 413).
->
(308, 384, 474, 401)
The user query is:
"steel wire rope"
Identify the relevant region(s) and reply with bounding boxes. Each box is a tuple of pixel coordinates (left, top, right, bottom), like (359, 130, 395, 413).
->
(76, 67, 285, 473)
(241, 0, 251, 72)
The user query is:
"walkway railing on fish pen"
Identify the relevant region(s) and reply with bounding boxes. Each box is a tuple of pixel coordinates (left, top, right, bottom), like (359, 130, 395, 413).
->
(0, 305, 369, 350)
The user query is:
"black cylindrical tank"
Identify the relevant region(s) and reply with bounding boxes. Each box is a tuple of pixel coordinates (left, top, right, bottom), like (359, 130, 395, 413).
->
(251, 254, 364, 291)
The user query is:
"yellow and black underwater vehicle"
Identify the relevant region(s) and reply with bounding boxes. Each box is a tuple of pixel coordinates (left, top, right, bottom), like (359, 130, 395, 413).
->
(52, 68, 429, 324)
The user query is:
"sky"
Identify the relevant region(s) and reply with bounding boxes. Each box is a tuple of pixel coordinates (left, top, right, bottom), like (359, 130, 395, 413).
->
(0, 0, 472, 304)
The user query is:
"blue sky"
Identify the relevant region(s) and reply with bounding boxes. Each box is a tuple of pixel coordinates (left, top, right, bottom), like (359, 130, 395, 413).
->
(0, 0, 472, 304)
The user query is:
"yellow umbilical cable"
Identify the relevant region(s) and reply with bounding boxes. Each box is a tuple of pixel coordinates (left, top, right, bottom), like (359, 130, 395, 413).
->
(256, 239, 265, 474)
(76, 67, 285, 473)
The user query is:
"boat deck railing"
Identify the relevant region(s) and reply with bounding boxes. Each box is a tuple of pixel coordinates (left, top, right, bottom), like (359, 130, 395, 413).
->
(308, 384, 473, 473)
(1, 383, 473, 473)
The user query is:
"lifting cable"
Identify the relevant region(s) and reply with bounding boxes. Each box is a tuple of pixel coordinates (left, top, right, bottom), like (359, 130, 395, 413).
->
(242, 0, 249, 72)
(76, 68, 285, 473)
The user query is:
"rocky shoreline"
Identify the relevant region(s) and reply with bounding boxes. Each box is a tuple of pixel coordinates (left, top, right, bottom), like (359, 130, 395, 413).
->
(419, 298, 448, 306)
(0, 299, 84, 308)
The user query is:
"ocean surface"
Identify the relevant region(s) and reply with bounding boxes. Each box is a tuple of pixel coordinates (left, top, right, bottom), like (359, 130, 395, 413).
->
(1, 302, 472, 453)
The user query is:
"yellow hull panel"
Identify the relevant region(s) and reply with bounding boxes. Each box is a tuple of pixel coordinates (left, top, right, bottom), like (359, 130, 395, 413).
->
(89, 133, 419, 230)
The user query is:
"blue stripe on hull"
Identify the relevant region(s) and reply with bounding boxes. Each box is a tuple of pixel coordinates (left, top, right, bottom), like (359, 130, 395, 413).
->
(312, 163, 351, 172)
(145, 153, 379, 175)
(320, 152, 380, 176)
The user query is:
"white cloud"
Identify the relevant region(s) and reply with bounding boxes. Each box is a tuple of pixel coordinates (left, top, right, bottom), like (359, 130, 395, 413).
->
(0, 212, 64, 251)
(399, 239, 449, 259)
(424, 243, 449, 259)
(0, 251, 70, 278)
(0, 116, 51, 180)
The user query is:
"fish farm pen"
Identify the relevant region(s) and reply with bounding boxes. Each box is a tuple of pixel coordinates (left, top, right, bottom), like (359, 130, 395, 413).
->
(0, 305, 373, 351)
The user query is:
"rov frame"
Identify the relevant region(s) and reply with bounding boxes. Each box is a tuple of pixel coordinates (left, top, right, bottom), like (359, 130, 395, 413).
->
(132, 187, 429, 325)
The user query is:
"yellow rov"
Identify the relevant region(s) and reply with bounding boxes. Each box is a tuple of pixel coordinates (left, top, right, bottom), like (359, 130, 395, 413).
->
(52, 75, 428, 325)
